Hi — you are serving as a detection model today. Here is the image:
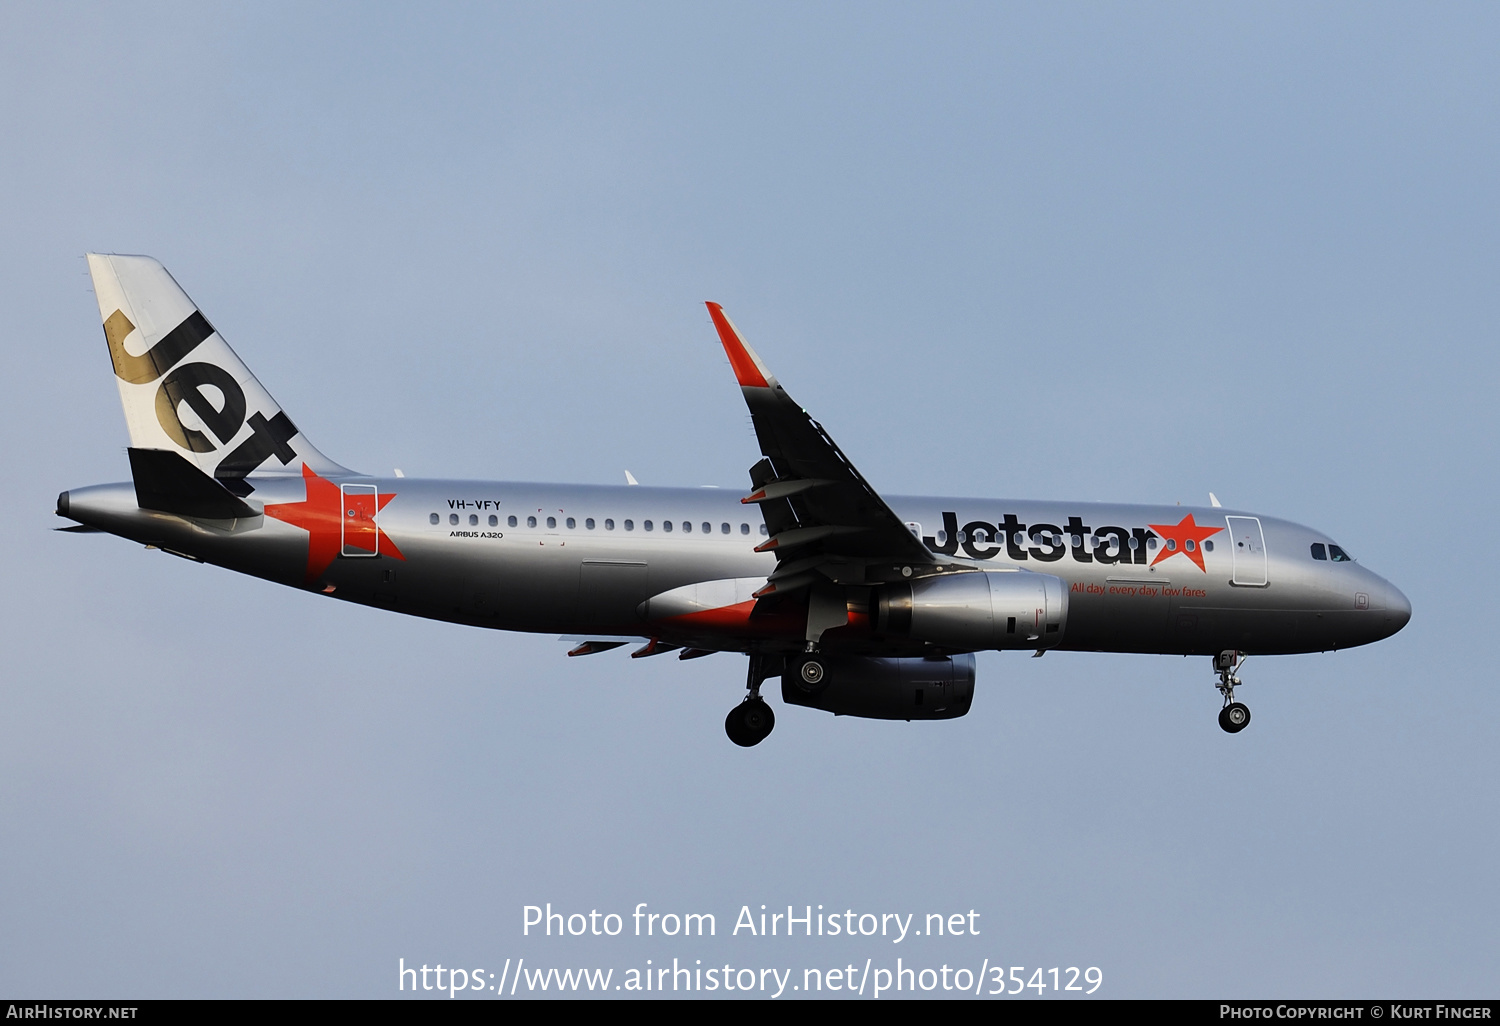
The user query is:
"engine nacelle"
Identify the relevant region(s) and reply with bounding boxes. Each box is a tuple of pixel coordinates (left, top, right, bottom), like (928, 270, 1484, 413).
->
(876, 569, 1067, 650)
(781, 654, 976, 720)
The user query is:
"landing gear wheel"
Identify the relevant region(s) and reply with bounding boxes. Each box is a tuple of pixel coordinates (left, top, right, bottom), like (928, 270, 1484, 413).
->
(791, 656, 828, 695)
(1212, 651, 1251, 733)
(1218, 702, 1251, 734)
(725, 698, 775, 747)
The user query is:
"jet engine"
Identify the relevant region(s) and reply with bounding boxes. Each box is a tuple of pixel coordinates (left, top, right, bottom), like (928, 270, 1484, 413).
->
(875, 569, 1067, 650)
(781, 653, 977, 720)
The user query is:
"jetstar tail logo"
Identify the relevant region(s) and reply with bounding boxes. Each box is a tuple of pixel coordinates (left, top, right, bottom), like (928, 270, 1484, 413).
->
(103, 307, 302, 496)
(264, 465, 406, 585)
(1148, 513, 1223, 572)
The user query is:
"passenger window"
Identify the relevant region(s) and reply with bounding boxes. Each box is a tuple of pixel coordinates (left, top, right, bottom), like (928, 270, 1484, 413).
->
(624, 519, 634, 531)
(1329, 545, 1352, 562)
(682, 521, 691, 533)
(760, 524, 768, 536)
(469, 514, 478, 526)
(605, 519, 615, 530)
(527, 516, 537, 528)
(566, 517, 576, 529)
(488, 515, 498, 527)
(1311, 543, 1327, 560)
(721, 523, 730, 535)
(585, 518, 595, 529)
(741, 523, 750, 535)
(429, 513, 439, 525)
(547, 516, 557, 529)
(449, 514, 459, 526)
(1204, 540, 1213, 552)
(703, 522, 712, 534)
(508, 515, 518, 527)
(645, 520, 654, 531)
(662, 520, 672, 532)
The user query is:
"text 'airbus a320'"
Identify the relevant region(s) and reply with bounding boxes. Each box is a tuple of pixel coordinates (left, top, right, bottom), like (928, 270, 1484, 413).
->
(58, 255, 1410, 745)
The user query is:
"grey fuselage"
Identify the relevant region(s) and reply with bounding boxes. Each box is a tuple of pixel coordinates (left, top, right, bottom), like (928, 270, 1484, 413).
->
(60, 475, 1411, 658)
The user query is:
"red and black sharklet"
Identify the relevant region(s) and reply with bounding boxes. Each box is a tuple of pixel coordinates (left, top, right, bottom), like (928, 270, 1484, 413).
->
(706, 302, 775, 389)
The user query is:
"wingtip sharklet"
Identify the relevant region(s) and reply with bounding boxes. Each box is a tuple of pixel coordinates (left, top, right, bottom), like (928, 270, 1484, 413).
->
(705, 302, 775, 389)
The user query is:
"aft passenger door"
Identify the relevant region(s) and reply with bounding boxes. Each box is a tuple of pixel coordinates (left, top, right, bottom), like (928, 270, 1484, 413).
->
(341, 483, 379, 557)
(1225, 515, 1267, 586)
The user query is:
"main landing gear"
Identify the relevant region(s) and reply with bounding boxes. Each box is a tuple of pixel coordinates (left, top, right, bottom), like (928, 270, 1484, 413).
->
(725, 654, 781, 747)
(1214, 650, 1251, 734)
(725, 697, 774, 747)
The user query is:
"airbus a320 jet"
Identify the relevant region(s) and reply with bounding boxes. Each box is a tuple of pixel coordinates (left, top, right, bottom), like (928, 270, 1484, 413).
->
(57, 255, 1411, 746)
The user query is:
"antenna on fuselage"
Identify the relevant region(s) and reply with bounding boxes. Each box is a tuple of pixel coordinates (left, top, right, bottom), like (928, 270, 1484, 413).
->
(624, 470, 639, 486)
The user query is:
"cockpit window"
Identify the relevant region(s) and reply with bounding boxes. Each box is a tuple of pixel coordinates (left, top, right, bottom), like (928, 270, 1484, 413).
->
(1311, 543, 1327, 560)
(1328, 544, 1352, 562)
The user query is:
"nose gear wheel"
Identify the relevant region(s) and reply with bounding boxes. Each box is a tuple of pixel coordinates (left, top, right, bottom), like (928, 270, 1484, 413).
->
(1214, 651, 1252, 734)
(1218, 702, 1251, 733)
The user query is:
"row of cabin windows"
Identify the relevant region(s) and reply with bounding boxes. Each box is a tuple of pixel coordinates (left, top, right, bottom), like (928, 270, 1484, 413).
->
(1311, 543, 1352, 562)
(429, 511, 767, 536)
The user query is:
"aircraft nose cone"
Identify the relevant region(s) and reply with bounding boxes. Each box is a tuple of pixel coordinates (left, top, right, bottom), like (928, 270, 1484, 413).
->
(1382, 581, 1412, 637)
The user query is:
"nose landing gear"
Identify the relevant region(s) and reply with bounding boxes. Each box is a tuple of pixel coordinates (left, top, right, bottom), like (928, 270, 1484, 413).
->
(1214, 650, 1251, 734)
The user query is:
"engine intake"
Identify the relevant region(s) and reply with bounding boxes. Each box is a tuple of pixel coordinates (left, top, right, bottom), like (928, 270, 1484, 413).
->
(781, 654, 976, 720)
(876, 569, 1067, 650)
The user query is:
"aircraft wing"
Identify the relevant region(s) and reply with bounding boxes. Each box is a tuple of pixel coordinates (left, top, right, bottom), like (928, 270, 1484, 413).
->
(707, 303, 944, 597)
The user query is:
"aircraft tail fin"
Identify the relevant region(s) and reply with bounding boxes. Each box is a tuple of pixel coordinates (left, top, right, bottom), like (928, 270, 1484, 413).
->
(86, 254, 349, 496)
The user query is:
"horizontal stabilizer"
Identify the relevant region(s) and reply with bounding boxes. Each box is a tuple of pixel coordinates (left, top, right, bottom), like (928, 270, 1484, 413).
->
(128, 447, 257, 519)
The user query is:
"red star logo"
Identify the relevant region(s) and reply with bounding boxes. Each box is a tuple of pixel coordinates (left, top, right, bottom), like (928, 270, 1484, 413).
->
(264, 464, 405, 586)
(1148, 513, 1223, 572)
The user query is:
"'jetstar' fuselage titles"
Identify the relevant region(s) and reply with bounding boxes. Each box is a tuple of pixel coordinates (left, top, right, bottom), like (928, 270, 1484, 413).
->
(923, 510, 1218, 570)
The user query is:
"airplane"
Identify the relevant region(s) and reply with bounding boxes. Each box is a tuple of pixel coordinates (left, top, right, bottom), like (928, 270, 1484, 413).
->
(57, 254, 1411, 746)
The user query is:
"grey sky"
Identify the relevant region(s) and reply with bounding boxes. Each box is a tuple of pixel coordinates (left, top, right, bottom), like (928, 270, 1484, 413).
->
(1, 2, 1495, 997)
